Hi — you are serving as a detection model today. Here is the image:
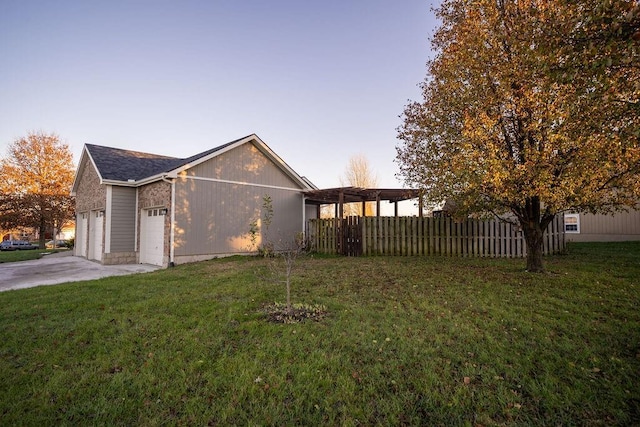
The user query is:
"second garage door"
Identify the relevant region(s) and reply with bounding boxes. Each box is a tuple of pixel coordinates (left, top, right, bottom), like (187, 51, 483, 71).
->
(140, 208, 165, 266)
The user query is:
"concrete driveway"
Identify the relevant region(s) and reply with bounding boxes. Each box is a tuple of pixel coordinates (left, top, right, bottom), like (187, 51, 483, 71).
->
(0, 251, 159, 292)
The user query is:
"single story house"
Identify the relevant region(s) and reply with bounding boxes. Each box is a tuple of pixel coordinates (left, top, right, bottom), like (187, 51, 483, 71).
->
(563, 209, 640, 242)
(71, 134, 317, 267)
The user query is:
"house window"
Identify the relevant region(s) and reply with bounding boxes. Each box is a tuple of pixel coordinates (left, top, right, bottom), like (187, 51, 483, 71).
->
(146, 208, 165, 216)
(564, 214, 580, 233)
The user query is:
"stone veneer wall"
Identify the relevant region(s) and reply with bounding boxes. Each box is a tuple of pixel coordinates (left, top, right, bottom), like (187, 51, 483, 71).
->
(137, 181, 172, 266)
(75, 160, 106, 212)
(75, 160, 107, 259)
(103, 251, 137, 265)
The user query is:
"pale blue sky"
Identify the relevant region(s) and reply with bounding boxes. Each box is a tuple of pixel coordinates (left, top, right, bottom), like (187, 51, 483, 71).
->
(0, 1, 438, 201)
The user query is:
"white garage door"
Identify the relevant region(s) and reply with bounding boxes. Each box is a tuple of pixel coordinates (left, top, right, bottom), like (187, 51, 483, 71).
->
(76, 213, 88, 257)
(88, 211, 104, 261)
(140, 208, 165, 266)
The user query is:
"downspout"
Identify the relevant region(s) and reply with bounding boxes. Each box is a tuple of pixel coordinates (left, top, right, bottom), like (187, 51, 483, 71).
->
(161, 176, 176, 267)
(134, 188, 139, 253)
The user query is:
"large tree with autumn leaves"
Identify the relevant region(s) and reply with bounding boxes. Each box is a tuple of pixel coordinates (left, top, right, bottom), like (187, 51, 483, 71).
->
(397, 0, 639, 272)
(0, 132, 75, 248)
(340, 155, 379, 217)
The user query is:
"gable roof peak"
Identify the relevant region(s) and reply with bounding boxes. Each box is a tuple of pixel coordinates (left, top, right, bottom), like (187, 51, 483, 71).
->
(77, 134, 314, 190)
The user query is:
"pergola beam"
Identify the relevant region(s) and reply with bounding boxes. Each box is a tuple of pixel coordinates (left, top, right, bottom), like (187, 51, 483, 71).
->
(305, 187, 422, 218)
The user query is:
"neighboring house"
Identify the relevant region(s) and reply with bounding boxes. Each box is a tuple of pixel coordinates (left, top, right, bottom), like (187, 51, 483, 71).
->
(432, 198, 640, 243)
(71, 134, 317, 267)
(563, 208, 640, 242)
(1, 229, 35, 242)
(36, 222, 75, 241)
(1, 223, 74, 243)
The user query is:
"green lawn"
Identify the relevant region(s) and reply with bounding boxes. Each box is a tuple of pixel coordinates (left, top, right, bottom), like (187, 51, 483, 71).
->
(1, 242, 638, 425)
(0, 248, 65, 263)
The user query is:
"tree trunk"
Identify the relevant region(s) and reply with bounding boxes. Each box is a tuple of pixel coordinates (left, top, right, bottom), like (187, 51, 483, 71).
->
(38, 215, 46, 249)
(517, 196, 550, 273)
(523, 225, 544, 272)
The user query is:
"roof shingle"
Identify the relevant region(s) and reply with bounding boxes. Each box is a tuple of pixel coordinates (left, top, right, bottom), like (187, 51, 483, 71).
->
(85, 136, 248, 182)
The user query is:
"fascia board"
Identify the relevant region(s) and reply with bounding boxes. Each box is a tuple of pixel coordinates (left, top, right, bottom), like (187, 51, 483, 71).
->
(102, 171, 178, 188)
(250, 136, 316, 191)
(101, 179, 139, 187)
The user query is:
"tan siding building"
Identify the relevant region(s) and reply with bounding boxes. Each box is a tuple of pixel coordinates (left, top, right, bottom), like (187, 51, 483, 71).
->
(564, 209, 640, 242)
(71, 134, 317, 267)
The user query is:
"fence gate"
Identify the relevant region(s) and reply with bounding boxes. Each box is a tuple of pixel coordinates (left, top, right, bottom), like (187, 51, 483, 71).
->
(342, 216, 362, 256)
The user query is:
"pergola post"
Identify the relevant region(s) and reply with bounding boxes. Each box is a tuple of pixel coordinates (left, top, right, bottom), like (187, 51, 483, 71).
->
(394, 201, 399, 217)
(418, 194, 424, 218)
(376, 193, 381, 217)
(361, 200, 366, 217)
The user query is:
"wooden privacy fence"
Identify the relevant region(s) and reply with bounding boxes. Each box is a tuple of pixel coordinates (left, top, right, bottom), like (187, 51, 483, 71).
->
(307, 216, 565, 257)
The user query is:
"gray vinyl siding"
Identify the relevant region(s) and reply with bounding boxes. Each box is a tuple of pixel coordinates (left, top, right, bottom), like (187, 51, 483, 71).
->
(174, 179, 303, 256)
(110, 186, 137, 252)
(186, 142, 300, 189)
(173, 141, 307, 256)
(566, 208, 640, 242)
(305, 204, 318, 221)
(174, 159, 303, 256)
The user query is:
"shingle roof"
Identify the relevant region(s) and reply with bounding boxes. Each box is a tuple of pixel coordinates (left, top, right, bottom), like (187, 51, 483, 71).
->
(86, 144, 180, 181)
(85, 136, 247, 182)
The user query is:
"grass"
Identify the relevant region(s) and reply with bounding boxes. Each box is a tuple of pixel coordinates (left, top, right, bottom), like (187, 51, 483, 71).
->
(0, 242, 638, 425)
(0, 248, 63, 263)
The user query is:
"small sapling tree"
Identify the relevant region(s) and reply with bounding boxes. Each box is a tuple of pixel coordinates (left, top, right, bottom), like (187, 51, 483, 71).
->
(270, 231, 306, 314)
(250, 194, 327, 323)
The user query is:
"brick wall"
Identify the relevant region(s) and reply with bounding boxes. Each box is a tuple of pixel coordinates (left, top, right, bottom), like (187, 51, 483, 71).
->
(103, 251, 137, 265)
(75, 160, 106, 258)
(138, 181, 171, 210)
(75, 160, 106, 212)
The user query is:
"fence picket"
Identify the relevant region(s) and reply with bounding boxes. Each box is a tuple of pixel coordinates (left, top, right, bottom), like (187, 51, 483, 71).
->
(308, 216, 565, 258)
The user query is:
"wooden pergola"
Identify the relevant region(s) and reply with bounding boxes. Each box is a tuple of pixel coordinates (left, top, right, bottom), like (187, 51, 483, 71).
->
(304, 187, 424, 218)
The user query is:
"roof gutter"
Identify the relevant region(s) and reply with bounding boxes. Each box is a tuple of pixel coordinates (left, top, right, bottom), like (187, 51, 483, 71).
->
(100, 170, 178, 188)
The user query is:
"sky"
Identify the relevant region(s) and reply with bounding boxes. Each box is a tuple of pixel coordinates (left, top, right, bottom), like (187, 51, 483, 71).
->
(0, 1, 439, 212)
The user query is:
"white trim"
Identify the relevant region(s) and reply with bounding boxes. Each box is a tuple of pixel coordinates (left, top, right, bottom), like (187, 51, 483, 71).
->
(72, 148, 97, 195)
(101, 179, 138, 187)
(182, 175, 305, 193)
(134, 187, 139, 252)
(165, 177, 176, 265)
(105, 186, 112, 253)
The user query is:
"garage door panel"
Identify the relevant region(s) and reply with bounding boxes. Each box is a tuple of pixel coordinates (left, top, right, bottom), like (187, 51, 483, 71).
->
(88, 211, 103, 261)
(140, 208, 165, 266)
(76, 213, 88, 257)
